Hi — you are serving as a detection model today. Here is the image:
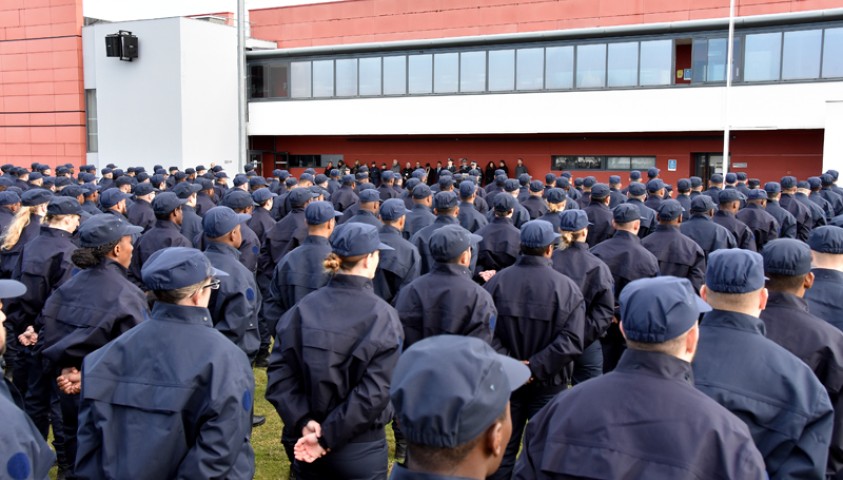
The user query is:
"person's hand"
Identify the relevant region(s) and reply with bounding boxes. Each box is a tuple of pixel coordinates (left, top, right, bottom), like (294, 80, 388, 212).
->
(522, 360, 535, 384)
(18, 326, 38, 346)
(302, 420, 321, 438)
(57, 367, 81, 395)
(294, 433, 327, 463)
(478, 270, 496, 282)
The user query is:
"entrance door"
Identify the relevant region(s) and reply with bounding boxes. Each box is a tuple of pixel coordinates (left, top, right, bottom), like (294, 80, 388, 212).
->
(693, 153, 724, 187)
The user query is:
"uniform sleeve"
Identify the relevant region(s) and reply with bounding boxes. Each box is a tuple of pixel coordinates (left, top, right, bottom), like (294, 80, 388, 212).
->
(465, 290, 496, 345)
(265, 308, 311, 432)
(210, 286, 251, 348)
(689, 248, 706, 294)
(772, 395, 834, 480)
(584, 268, 615, 345)
(782, 216, 797, 239)
(528, 289, 585, 383)
(0, 401, 56, 480)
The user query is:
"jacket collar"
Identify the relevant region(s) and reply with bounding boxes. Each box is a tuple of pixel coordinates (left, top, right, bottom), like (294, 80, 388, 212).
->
(328, 273, 374, 290)
(701, 309, 766, 336)
(152, 302, 213, 327)
(615, 349, 694, 385)
(766, 290, 810, 313)
(515, 255, 551, 267)
(205, 241, 241, 258)
(431, 262, 472, 276)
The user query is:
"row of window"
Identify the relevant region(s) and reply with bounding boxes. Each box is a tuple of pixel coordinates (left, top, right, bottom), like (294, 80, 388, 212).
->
(248, 22, 843, 100)
(551, 156, 657, 172)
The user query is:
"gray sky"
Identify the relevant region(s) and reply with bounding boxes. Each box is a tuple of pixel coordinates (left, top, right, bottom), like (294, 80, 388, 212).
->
(83, 0, 339, 21)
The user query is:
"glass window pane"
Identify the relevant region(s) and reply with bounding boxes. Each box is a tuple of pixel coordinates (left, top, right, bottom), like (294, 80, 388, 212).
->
(782, 29, 821, 80)
(460, 51, 486, 92)
(359, 57, 381, 96)
(434, 52, 458, 93)
(290, 61, 312, 98)
(383, 56, 407, 95)
(606, 157, 631, 169)
(706, 38, 727, 82)
(516, 48, 544, 90)
(335, 59, 357, 97)
(552, 156, 603, 170)
(576, 43, 606, 88)
(408, 54, 432, 94)
(249, 64, 266, 98)
(546, 46, 574, 89)
(822, 28, 843, 78)
(639, 39, 672, 86)
(607, 42, 638, 87)
(488, 49, 515, 91)
(630, 157, 656, 169)
(744, 32, 781, 81)
(268, 64, 289, 97)
(312, 60, 334, 97)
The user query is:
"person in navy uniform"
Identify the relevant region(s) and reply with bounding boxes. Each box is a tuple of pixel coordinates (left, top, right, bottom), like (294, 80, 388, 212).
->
(552, 210, 614, 384)
(0, 279, 56, 480)
(641, 200, 706, 292)
(457, 181, 488, 233)
(347, 189, 384, 228)
(98, 188, 130, 221)
(821, 174, 843, 216)
(389, 336, 530, 480)
(693, 248, 834, 479)
(172, 182, 203, 248)
(797, 179, 830, 227)
(644, 178, 665, 211)
(475, 194, 521, 277)
(374, 199, 421, 304)
(128, 192, 191, 286)
(625, 182, 657, 238)
(404, 183, 435, 240)
(412, 191, 479, 275)
(266, 222, 402, 480)
(0, 189, 52, 280)
(262, 187, 318, 273)
(485, 220, 586, 480)
(763, 181, 797, 239)
(248, 188, 277, 248)
(75, 247, 255, 479)
(712, 188, 756, 251)
(194, 178, 217, 217)
(0, 191, 21, 235)
(674, 178, 692, 220)
(521, 180, 548, 220)
(780, 176, 814, 241)
(804, 226, 843, 332)
(126, 183, 156, 232)
(398, 221, 495, 340)
(583, 184, 613, 247)
(536, 188, 567, 233)
(680, 195, 737, 259)
(590, 203, 660, 372)
(736, 188, 780, 251)
(514, 276, 767, 480)
(760, 238, 843, 478)
(703, 173, 724, 204)
(378, 171, 399, 201)
(607, 175, 625, 208)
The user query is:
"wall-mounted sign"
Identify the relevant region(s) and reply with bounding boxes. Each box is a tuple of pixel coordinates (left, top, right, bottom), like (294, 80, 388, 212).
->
(667, 159, 677, 171)
(732, 162, 748, 168)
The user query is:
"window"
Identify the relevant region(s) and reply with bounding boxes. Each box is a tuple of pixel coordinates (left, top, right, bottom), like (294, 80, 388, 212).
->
(312, 60, 334, 97)
(546, 46, 574, 89)
(744, 32, 782, 81)
(460, 51, 486, 92)
(85, 89, 97, 153)
(639, 40, 672, 85)
(576, 43, 606, 88)
(552, 156, 603, 170)
(552, 155, 656, 170)
(383, 55, 407, 95)
(249, 64, 266, 98)
(516, 48, 544, 90)
(359, 57, 382, 95)
(488, 49, 515, 91)
(434, 52, 459, 93)
(335, 59, 357, 97)
(290, 61, 312, 98)
(691, 38, 740, 83)
(607, 42, 639, 87)
(607, 156, 657, 169)
(288, 154, 344, 168)
(782, 29, 822, 80)
(408, 54, 432, 94)
(268, 63, 289, 97)
(822, 28, 843, 78)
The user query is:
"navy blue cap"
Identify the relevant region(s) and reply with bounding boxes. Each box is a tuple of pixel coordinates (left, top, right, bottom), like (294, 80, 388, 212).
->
(529, 180, 544, 193)
(437, 176, 454, 189)
(590, 184, 610, 199)
(677, 179, 691, 191)
(358, 183, 375, 192)
(828, 170, 840, 181)
(493, 193, 516, 212)
(101, 168, 113, 175)
(232, 174, 248, 187)
(381, 170, 394, 181)
(433, 191, 459, 210)
(79, 214, 143, 247)
(504, 179, 520, 193)
(302, 201, 339, 226)
(657, 199, 684, 221)
(172, 182, 201, 199)
(55, 177, 72, 188)
(628, 182, 646, 196)
(222, 189, 253, 210)
(380, 198, 407, 221)
(647, 167, 660, 179)
(214, 171, 229, 180)
(690, 176, 703, 188)
(458, 181, 475, 199)
(196, 178, 214, 190)
(330, 222, 392, 256)
(355, 171, 369, 180)
(252, 188, 277, 204)
(249, 176, 269, 188)
(690, 195, 716, 213)
(60, 185, 85, 198)
(278, 170, 291, 179)
(808, 177, 822, 189)
(174, 171, 188, 181)
(620, 277, 710, 343)
(390, 335, 530, 449)
(47, 197, 82, 216)
(289, 187, 317, 207)
(21, 189, 52, 206)
(518, 173, 531, 186)
(613, 203, 640, 223)
(822, 174, 835, 186)
(202, 206, 250, 238)
(710, 173, 724, 183)
(184, 168, 196, 175)
(809, 226, 843, 254)
(706, 249, 765, 293)
(358, 189, 381, 204)
(763, 238, 812, 276)
(545, 188, 566, 204)
(582, 177, 596, 188)
(725, 172, 737, 183)
(142, 247, 228, 291)
(556, 177, 570, 188)
(718, 188, 742, 204)
(0, 191, 20, 206)
(780, 176, 797, 189)
(195, 165, 207, 172)
(314, 174, 328, 185)
(429, 224, 481, 262)
(629, 170, 641, 180)
(412, 184, 432, 199)
(608, 175, 621, 184)
(0, 278, 26, 299)
(115, 176, 133, 188)
(133, 183, 156, 196)
(737, 172, 748, 181)
(646, 179, 664, 193)
(29, 171, 43, 181)
(494, 174, 507, 186)
(747, 189, 768, 201)
(521, 220, 561, 248)
(559, 210, 590, 231)
(764, 182, 781, 194)
(545, 173, 556, 184)
(330, 169, 339, 177)
(152, 192, 188, 216)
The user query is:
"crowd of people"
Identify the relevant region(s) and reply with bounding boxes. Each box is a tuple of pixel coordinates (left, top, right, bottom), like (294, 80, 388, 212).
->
(1, 159, 843, 479)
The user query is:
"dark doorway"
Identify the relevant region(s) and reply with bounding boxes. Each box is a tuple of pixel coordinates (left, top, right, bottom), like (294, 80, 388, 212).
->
(693, 153, 724, 188)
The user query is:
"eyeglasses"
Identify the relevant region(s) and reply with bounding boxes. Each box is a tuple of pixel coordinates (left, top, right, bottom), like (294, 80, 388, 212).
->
(202, 279, 221, 290)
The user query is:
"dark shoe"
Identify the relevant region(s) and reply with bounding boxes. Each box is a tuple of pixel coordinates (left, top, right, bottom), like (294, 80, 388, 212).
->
(252, 415, 266, 427)
(254, 350, 269, 368)
(57, 466, 70, 480)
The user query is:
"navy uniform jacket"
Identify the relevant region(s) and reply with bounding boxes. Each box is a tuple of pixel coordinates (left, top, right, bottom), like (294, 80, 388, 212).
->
(41, 259, 149, 371)
(821, 188, 843, 216)
(180, 205, 203, 249)
(522, 196, 548, 220)
(76, 302, 255, 480)
(378, 184, 399, 201)
(457, 201, 487, 233)
(676, 193, 692, 220)
(475, 217, 521, 272)
(394, 262, 496, 349)
(517, 187, 530, 204)
(473, 194, 489, 215)
(0, 214, 41, 279)
(0, 377, 55, 480)
(538, 210, 562, 233)
(514, 349, 767, 480)
(81, 200, 100, 217)
(765, 200, 797, 239)
(389, 464, 471, 479)
(811, 191, 835, 221)
(680, 214, 737, 259)
(266, 274, 403, 451)
(761, 291, 843, 477)
(331, 186, 358, 212)
(236, 221, 260, 273)
(583, 202, 614, 248)
(551, 242, 614, 345)
(347, 209, 383, 229)
(644, 195, 662, 211)
(626, 198, 658, 238)
(486, 198, 530, 229)
(411, 216, 478, 275)
(485, 255, 585, 391)
(270, 191, 291, 220)
(205, 242, 261, 360)
(262, 208, 307, 270)
(694, 309, 834, 479)
(703, 186, 722, 204)
(401, 191, 415, 211)
(374, 225, 421, 304)
(213, 183, 229, 202)
(640, 225, 706, 292)
(248, 207, 276, 247)
(590, 231, 660, 303)
(5, 227, 76, 336)
(608, 188, 626, 209)
(126, 199, 155, 231)
(797, 192, 829, 228)
(713, 210, 757, 251)
(195, 192, 216, 217)
(806, 268, 843, 332)
(129, 220, 192, 285)
(403, 204, 435, 240)
(780, 193, 814, 241)
(576, 192, 591, 209)
(736, 204, 780, 251)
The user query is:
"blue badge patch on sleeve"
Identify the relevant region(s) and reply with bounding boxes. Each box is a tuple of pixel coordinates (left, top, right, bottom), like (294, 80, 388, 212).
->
(252, 245, 259, 254)
(246, 288, 255, 302)
(242, 389, 253, 412)
(489, 315, 497, 332)
(7, 452, 31, 480)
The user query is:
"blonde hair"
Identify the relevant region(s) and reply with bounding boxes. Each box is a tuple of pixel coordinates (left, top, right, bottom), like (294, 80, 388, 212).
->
(323, 252, 367, 274)
(547, 202, 565, 213)
(558, 229, 587, 250)
(1, 207, 37, 251)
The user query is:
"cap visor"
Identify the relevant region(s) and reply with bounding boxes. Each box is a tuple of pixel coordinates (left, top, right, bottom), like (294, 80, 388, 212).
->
(496, 354, 532, 392)
(235, 213, 252, 223)
(121, 225, 144, 237)
(694, 295, 712, 314)
(377, 242, 395, 251)
(333, 210, 343, 217)
(0, 279, 26, 299)
(210, 266, 230, 278)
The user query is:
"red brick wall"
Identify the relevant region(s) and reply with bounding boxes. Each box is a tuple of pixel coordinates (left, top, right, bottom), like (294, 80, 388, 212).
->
(0, 0, 85, 169)
(250, 0, 842, 48)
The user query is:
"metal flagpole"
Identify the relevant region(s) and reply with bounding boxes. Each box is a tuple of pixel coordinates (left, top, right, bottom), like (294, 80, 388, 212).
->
(722, 0, 736, 175)
(237, 0, 248, 173)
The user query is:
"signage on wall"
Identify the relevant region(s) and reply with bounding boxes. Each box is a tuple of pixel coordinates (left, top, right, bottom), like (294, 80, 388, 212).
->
(733, 162, 748, 168)
(667, 159, 677, 171)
